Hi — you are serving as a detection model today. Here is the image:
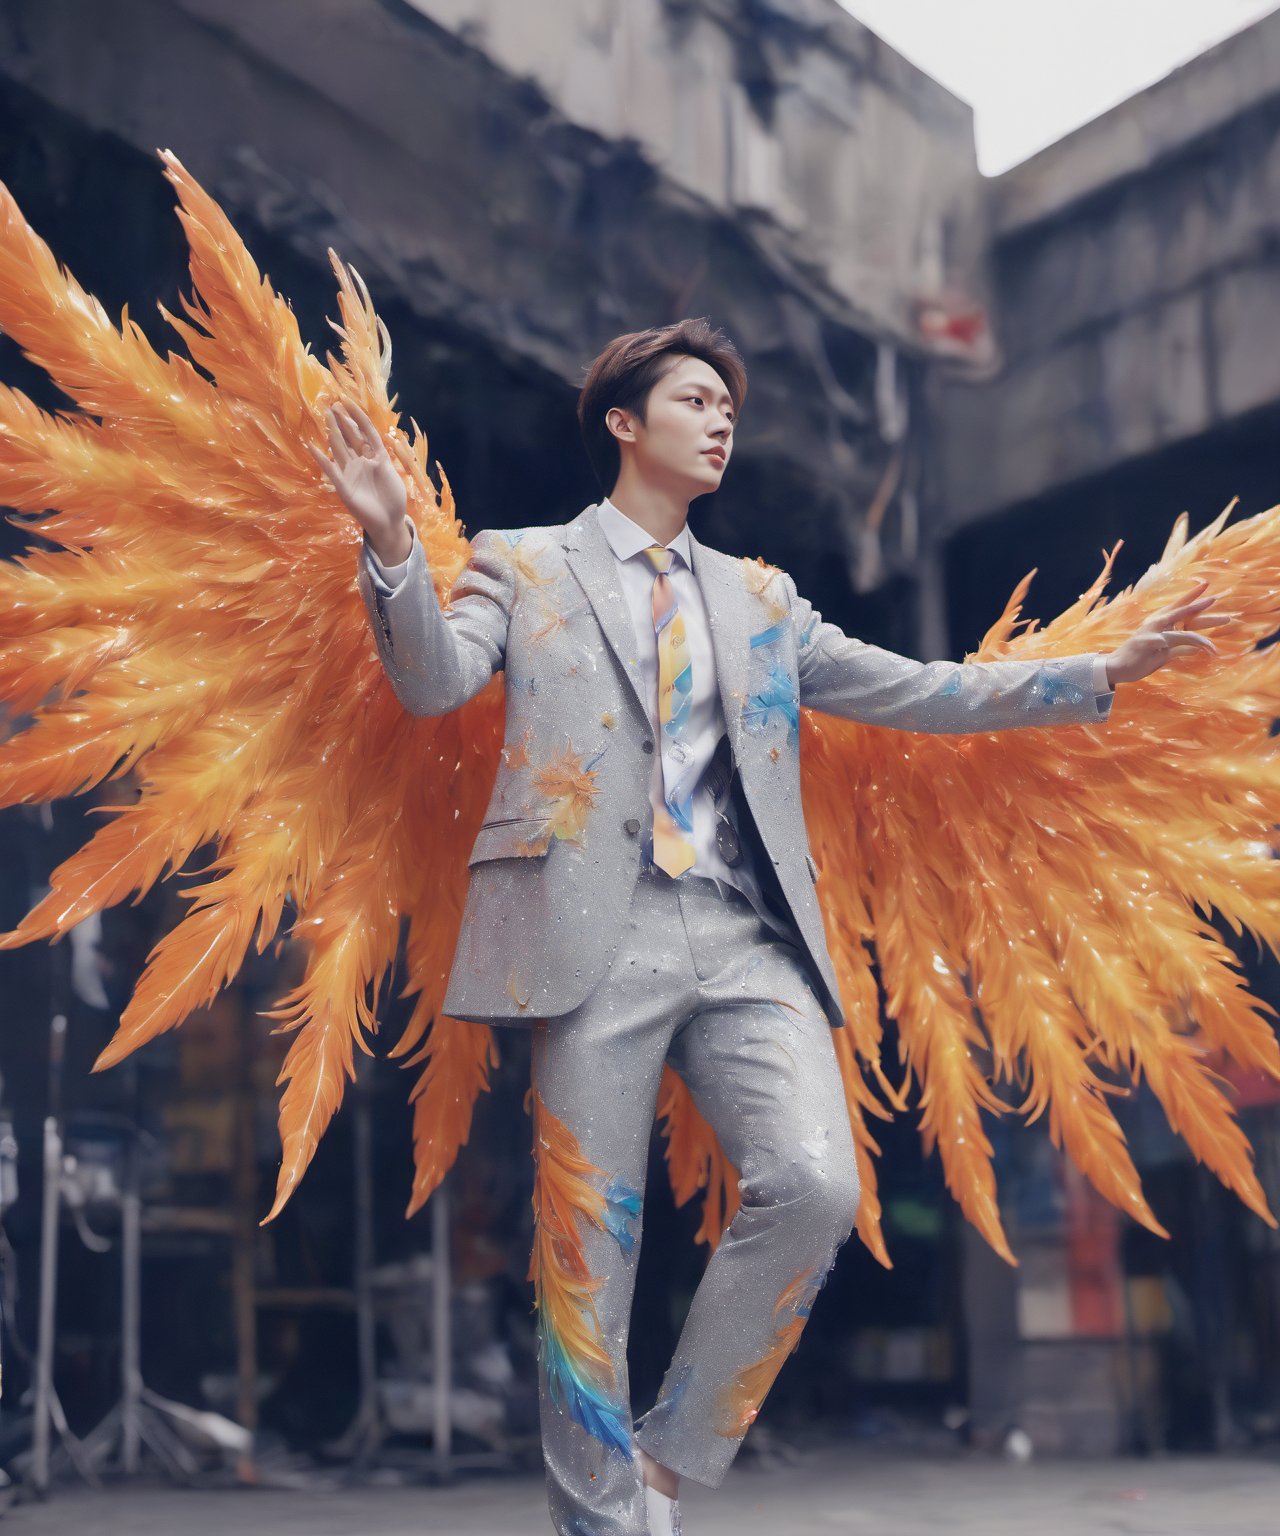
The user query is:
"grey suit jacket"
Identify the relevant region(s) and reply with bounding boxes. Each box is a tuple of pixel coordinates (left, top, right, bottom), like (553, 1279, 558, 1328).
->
(356, 502, 1114, 1030)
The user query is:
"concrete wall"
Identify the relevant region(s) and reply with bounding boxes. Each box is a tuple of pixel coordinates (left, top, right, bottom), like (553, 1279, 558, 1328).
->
(406, 0, 985, 350)
(934, 9, 1280, 530)
(0, 0, 990, 638)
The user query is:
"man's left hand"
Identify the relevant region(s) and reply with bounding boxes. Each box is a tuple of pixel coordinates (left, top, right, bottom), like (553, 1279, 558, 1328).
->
(1102, 578, 1231, 687)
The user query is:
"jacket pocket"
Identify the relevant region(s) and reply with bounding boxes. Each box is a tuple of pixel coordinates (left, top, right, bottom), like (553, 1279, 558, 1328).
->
(467, 817, 553, 866)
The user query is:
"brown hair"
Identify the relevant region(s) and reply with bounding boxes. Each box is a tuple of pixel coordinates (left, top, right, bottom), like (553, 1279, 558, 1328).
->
(576, 317, 747, 495)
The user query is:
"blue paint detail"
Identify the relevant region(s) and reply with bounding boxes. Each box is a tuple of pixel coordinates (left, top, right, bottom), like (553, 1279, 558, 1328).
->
(495, 526, 537, 548)
(666, 785, 696, 836)
(749, 619, 789, 649)
(938, 669, 963, 696)
(636, 1359, 695, 1450)
(539, 1320, 634, 1455)
(796, 1249, 841, 1324)
(666, 663, 694, 733)
(1037, 660, 1085, 706)
(742, 662, 800, 745)
(799, 616, 818, 647)
(664, 1360, 694, 1411)
(645, 1359, 694, 1426)
(794, 1259, 837, 1321)
(602, 1176, 643, 1257)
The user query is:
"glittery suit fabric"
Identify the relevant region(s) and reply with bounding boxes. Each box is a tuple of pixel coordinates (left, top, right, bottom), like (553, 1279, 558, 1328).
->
(356, 499, 1115, 1532)
(355, 501, 1115, 1033)
(532, 864, 859, 1533)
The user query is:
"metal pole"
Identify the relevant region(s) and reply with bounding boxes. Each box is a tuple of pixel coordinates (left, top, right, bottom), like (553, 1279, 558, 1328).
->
(353, 1068, 377, 1458)
(31, 1013, 67, 1494)
(120, 1132, 141, 1474)
(432, 1176, 451, 1475)
(231, 1003, 257, 1482)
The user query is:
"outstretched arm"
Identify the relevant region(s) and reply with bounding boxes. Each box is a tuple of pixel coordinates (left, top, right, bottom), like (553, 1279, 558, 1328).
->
(780, 568, 1113, 733)
(307, 398, 513, 717)
(355, 518, 513, 717)
(782, 569, 1223, 734)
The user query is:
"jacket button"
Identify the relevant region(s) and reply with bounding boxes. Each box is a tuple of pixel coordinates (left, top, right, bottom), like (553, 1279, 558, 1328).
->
(623, 818, 640, 836)
(640, 739, 654, 753)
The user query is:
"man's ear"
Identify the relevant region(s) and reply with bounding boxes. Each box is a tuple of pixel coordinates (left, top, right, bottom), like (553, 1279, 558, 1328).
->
(606, 406, 636, 445)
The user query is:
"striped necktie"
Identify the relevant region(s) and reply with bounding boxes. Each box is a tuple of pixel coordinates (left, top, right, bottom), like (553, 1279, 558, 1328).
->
(639, 543, 697, 877)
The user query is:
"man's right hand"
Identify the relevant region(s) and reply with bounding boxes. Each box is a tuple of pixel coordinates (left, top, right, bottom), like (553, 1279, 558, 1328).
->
(306, 399, 413, 566)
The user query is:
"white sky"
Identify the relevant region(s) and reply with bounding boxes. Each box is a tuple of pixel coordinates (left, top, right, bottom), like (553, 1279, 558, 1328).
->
(839, 1, 1280, 175)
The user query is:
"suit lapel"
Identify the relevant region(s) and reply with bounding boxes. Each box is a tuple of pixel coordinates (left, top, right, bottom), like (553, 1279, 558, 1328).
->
(560, 504, 752, 757)
(561, 506, 653, 727)
(685, 526, 752, 763)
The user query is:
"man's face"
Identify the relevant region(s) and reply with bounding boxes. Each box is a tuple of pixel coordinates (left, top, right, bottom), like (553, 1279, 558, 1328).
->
(607, 354, 735, 497)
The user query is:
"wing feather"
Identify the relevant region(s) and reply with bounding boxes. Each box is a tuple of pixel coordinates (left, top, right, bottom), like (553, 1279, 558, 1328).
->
(5, 148, 1279, 1265)
(800, 498, 1280, 1262)
(0, 153, 496, 1222)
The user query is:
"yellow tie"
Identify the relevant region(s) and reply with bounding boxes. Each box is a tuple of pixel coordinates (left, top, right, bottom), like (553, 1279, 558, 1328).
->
(639, 544, 696, 877)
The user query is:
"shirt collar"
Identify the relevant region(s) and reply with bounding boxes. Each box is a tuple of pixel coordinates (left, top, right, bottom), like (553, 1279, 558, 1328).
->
(595, 496, 692, 570)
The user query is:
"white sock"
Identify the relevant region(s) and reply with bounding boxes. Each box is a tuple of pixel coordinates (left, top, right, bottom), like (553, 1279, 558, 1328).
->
(644, 1480, 682, 1536)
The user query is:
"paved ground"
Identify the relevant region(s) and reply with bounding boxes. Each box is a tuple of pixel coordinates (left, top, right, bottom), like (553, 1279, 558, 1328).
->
(4, 1444, 1280, 1535)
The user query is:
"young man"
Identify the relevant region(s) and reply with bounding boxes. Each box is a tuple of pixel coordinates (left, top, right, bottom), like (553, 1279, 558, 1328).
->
(310, 318, 1216, 1536)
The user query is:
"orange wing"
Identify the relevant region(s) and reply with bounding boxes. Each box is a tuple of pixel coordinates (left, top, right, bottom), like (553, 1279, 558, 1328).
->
(3, 152, 1277, 1272)
(0, 150, 503, 1222)
(793, 507, 1280, 1265)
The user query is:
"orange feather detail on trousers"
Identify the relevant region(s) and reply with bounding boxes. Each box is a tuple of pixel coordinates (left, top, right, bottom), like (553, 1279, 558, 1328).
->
(710, 1265, 822, 1438)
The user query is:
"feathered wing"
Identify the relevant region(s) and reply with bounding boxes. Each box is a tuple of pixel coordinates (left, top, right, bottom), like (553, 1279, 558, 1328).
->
(797, 506, 1280, 1265)
(3, 153, 1277, 1273)
(0, 150, 505, 1222)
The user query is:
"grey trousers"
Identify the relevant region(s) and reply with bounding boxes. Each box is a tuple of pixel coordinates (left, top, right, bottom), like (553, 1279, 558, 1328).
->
(529, 863, 862, 1536)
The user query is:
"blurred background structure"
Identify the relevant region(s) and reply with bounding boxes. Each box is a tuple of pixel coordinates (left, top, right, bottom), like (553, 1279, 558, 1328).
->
(1, 0, 1279, 1497)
